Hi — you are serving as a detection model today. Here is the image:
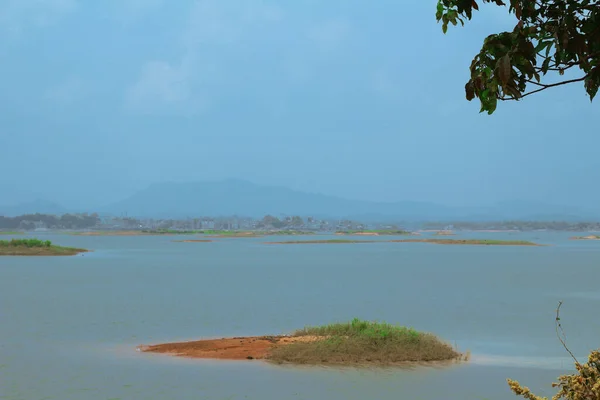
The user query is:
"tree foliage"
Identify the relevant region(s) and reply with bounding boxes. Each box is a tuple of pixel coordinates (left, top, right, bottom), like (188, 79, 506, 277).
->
(436, 0, 600, 114)
(508, 350, 600, 400)
(507, 302, 600, 399)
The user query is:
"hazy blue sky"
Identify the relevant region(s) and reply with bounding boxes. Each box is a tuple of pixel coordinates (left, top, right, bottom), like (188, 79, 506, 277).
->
(0, 0, 598, 210)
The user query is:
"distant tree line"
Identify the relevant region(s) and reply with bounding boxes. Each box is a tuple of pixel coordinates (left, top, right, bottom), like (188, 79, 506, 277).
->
(0, 213, 100, 230)
(422, 221, 600, 231)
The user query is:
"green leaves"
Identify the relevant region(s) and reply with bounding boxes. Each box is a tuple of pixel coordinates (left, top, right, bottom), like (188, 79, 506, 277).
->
(437, 0, 600, 114)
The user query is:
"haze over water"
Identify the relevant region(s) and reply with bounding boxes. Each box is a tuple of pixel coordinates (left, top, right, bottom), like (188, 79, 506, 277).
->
(2, 231, 599, 399)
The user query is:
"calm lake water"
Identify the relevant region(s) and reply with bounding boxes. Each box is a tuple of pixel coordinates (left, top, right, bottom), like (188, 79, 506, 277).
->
(1, 231, 599, 400)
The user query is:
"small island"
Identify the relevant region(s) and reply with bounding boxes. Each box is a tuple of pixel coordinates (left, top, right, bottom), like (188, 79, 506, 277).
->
(206, 231, 265, 238)
(266, 238, 541, 246)
(172, 239, 212, 243)
(335, 229, 412, 236)
(73, 230, 166, 236)
(71, 230, 315, 238)
(266, 239, 376, 244)
(389, 239, 541, 246)
(0, 239, 88, 256)
(570, 235, 600, 240)
(140, 319, 463, 366)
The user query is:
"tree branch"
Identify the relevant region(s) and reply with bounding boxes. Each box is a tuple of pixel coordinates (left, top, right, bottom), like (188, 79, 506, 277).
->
(555, 301, 581, 368)
(499, 75, 587, 100)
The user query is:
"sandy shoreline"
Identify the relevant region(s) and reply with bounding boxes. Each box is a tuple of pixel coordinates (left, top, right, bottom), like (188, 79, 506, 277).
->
(139, 335, 322, 360)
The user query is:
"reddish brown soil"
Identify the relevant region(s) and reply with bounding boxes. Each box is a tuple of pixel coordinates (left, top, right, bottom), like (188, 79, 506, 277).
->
(139, 335, 320, 360)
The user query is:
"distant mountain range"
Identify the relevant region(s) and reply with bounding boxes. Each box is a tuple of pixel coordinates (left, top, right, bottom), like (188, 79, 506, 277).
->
(99, 179, 598, 221)
(2, 179, 598, 221)
(0, 199, 66, 217)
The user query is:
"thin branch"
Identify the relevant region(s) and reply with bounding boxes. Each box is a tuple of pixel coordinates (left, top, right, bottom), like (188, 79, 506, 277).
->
(554, 301, 596, 399)
(535, 64, 579, 73)
(555, 301, 581, 367)
(525, 79, 546, 87)
(499, 75, 587, 100)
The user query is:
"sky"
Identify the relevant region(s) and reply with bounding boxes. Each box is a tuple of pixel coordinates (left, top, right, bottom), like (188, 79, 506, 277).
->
(0, 0, 598, 210)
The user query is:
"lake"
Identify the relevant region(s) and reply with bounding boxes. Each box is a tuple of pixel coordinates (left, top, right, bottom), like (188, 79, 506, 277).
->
(1, 231, 599, 400)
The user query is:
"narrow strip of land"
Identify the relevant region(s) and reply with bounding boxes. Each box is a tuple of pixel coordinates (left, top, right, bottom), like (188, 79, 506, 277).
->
(266, 239, 376, 244)
(0, 239, 88, 256)
(172, 239, 212, 243)
(570, 235, 600, 240)
(266, 238, 540, 246)
(388, 239, 540, 246)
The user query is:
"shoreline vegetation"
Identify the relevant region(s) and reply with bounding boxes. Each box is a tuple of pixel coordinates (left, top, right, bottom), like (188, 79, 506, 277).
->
(0, 231, 24, 235)
(140, 319, 464, 366)
(267, 238, 541, 246)
(570, 235, 600, 240)
(71, 229, 316, 237)
(389, 239, 541, 246)
(172, 239, 212, 243)
(335, 229, 413, 236)
(267, 239, 375, 244)
(0, 239, 88, 256)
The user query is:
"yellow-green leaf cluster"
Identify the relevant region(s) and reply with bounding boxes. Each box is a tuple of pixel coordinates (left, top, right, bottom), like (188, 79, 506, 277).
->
(509, 350, 600, 400)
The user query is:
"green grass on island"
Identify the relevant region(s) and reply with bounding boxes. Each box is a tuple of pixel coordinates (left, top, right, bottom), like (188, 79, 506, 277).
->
(265, 230, 316, 236)
(335, 229, 411, 235)
(0, 231, 24, 235)
(267, 239, 377, 244)
(268, 318, 463, 365)
(172, 239, 212, 243)
(570, 235, 600, 240)
(204, 230, 265, 238)
(267, 238, 540, 246)
(0, 239, 88, 256)
(142, 229, 203, 235)
(390, 238, 540, 246)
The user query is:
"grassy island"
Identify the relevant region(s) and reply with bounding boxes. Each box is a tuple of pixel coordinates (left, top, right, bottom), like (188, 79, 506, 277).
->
(336, 230, 411, 236)
(266, 238, 540, 246)
(0, 239, 88, 256)
(390, 238, 540, 246)
(142, 229, 203, 235)
(266, 230, 315, 236)
(73, 229, 208, 236)
(266, 239, 376, 244)
(204, 231, 265, 238)
(73, 231, 160, 236)
(140, 319, 462, 366)
(269, 319, 461, 365)
(172, 239, 212, 243)
(570, 235, 600, 240)
(0, 231, 24, 235)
